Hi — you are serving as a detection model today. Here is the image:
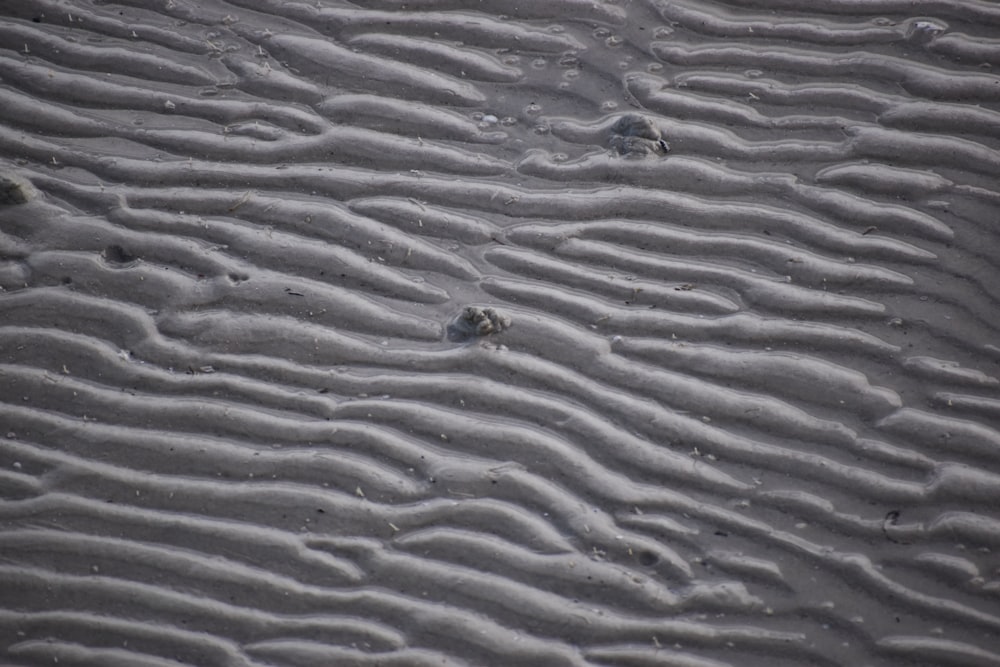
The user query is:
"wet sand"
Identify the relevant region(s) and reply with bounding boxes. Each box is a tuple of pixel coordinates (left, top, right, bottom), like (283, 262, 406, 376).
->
(1, 1, 1000, 665)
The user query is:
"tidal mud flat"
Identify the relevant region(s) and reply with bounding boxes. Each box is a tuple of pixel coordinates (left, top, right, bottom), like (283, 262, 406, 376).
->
(1, 0, 999, 665)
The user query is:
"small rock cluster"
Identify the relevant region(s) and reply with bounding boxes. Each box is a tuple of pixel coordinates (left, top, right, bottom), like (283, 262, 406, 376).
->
(0, 174, 39, 206)
(462, 306, 511, 336)
(608, 114, 670, 157)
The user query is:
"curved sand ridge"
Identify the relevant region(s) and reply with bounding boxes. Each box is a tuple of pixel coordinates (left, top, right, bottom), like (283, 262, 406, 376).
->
(1, 0, 1000, 665)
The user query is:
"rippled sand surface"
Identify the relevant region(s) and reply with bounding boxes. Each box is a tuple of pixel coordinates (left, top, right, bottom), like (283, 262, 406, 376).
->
(2, 1, 1000, 665)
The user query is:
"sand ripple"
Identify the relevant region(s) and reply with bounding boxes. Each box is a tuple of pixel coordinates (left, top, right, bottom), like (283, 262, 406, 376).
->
(1, 0, 999, 665)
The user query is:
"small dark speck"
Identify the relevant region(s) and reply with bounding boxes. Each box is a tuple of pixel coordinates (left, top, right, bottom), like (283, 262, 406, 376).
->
(637, 550, 658, 566)
(103, 244, 137, 265)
